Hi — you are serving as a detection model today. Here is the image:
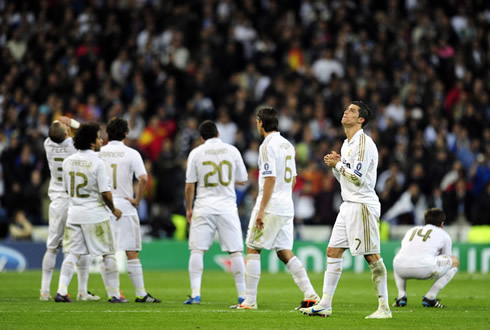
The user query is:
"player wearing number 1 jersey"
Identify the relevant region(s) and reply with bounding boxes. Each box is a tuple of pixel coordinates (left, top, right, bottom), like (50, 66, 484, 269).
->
(99, 117, 160, 303)
(41, 116, 99, 301)
(184, 120, 248, 306)
(238, 106, 319, 310)
(393, 208, 459, 308)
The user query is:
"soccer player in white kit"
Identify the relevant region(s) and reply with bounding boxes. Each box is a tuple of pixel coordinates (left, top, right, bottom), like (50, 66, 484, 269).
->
(41, 116, 100, 301)
(55, 123, 125, 303)
(393, 208, 459, 308)
(99, 117, 161, 303)
(184, 120, 248, 306)
(301, 101, 392, 318)
(238, 106, 319, 310)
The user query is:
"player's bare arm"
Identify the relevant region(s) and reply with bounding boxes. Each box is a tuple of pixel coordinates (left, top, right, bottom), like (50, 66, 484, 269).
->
(126, 174, 148, 208)
(256, 176, 276, 229)
(101, 191, 122, 220)
(185, 182, 196, 224)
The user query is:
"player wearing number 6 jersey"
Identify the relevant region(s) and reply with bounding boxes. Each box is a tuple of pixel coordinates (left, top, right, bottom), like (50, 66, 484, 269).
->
(41, 116, 99, 302)
(301, 101, 391, 319)
(393, 208, 459, 308)
(99, 117, 160, 303)
(239, 106, 319, 310)
(184, 120, 248, 306)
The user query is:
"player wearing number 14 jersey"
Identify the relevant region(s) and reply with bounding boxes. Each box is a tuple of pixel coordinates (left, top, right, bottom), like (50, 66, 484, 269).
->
(393, 208, 459, 308)
(184, 120, 248, 306)
(99, 117, 160, 303)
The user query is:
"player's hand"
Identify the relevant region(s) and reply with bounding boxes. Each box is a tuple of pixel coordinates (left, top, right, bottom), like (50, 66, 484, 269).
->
(324, 151, 340, 167)
(255, 210, 265, 230)
(186, 209, 193, 224)
(125, 197, 139, 208)
(112, 208, 122, 220)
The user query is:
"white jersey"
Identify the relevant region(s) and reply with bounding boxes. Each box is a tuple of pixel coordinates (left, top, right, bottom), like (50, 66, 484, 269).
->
(44, 137, 76, 200)
(99, 141, 147, 216)
(333, 129, 380, 206)
(396, 224, 452, 264)
(186, 137, 248, 214)
(254, 132, 296, 216)
(63, 150, 112, 224)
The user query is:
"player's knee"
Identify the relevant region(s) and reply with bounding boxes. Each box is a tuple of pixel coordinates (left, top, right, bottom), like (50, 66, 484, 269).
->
(47, 248, 59, 255)
(451, 256, 460, 269)
(327, 247, 344, 258)
(229, 251, 242, 258)
(276, 249, 294, 264)
(126, 251, 139, 260)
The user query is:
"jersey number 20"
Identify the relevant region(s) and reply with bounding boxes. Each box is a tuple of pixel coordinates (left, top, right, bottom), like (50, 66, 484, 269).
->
(203, 160, 232, 187)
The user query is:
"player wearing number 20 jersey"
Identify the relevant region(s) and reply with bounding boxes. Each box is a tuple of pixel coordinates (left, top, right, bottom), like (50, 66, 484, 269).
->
(184, 120, 248, 306)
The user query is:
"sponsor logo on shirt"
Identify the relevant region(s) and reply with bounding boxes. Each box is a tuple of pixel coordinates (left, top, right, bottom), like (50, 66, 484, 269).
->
(264, 163, 270, 170)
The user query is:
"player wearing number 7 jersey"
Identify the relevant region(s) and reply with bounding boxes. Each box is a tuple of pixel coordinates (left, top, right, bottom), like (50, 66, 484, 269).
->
(301, 101, 391, 319)
(184, 120, 248, 306)
(239, 106, 319, 310)
(393, 208, 459, 308)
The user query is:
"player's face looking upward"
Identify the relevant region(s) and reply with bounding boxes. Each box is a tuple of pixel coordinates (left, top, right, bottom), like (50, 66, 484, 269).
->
(341, 104, 365, 128)
(92, 131, 102, 152)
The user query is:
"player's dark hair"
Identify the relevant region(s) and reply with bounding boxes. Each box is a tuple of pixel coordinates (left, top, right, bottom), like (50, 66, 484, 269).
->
(199, 120, 218, 140)
(424, 208, 446, 227)
(74, 122, 100, 150)
(106, 117, 128, 141)
(48, 121, 66, 144)
(352, 100, 371, 127)
(256, 106, 278, 132)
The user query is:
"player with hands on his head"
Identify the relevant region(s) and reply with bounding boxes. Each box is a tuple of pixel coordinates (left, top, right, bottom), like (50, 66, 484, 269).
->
(301, 101, 392, 319)
(99, 117, 161, 303)
(55, 123, 125, 303)
(184, 120, 248, 307)
(393, 208, 459, 308)
(41, 116, 100, 301)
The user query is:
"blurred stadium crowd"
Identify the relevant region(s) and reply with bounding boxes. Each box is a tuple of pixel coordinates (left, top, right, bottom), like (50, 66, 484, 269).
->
(1, 0, 489, 240)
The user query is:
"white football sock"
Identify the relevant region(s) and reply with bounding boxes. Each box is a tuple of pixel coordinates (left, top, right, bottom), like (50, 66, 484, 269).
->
(286, 256, 317, 299)
(77, 254, 90, 295)
(230, 252, 246, 298)
(320, 257, 342, 308)
(102, 255, 120, 298)
(98, 257, 108, 296)
(394, 271, 407, 298)
(426, 267, 458, 300)
(244, 254, 261, 305)
(41, 249, 58, 294)
(127, 258, 147, 297)
(189, 250, 204, 297)
(369, 258, 390, 310)
(57, 253, 79, 296)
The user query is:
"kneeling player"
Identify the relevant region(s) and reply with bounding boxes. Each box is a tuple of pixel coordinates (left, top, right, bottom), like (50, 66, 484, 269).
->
(393, 208, 459, 308)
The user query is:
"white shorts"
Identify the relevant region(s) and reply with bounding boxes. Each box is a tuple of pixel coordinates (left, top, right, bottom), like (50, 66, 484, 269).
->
(246, 209, 294, 251)
(63, 220, 116, 256)
(329, 202, 380, 256)
(189, 212, 244, 252)
(46, 198, 69, 250)
(111, 215, 142, 251)
(394, 255, 453, 280)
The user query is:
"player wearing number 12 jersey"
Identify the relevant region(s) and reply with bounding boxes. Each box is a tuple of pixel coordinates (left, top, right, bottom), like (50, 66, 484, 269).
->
(239, 106, 319, 310)
(184, 120, 248, 306)
(99, 117, 160, 303)
(393, 208, 459, 308)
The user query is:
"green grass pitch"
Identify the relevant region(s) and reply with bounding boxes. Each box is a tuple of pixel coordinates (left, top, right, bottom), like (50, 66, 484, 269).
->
(1, 270, 489, 329)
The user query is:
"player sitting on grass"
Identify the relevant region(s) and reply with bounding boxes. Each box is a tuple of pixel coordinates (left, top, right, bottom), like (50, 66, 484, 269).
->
(393, 208, 459, 308)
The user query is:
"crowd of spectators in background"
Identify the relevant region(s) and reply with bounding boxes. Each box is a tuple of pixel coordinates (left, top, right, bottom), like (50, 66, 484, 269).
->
(1, 0, 489, 240)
